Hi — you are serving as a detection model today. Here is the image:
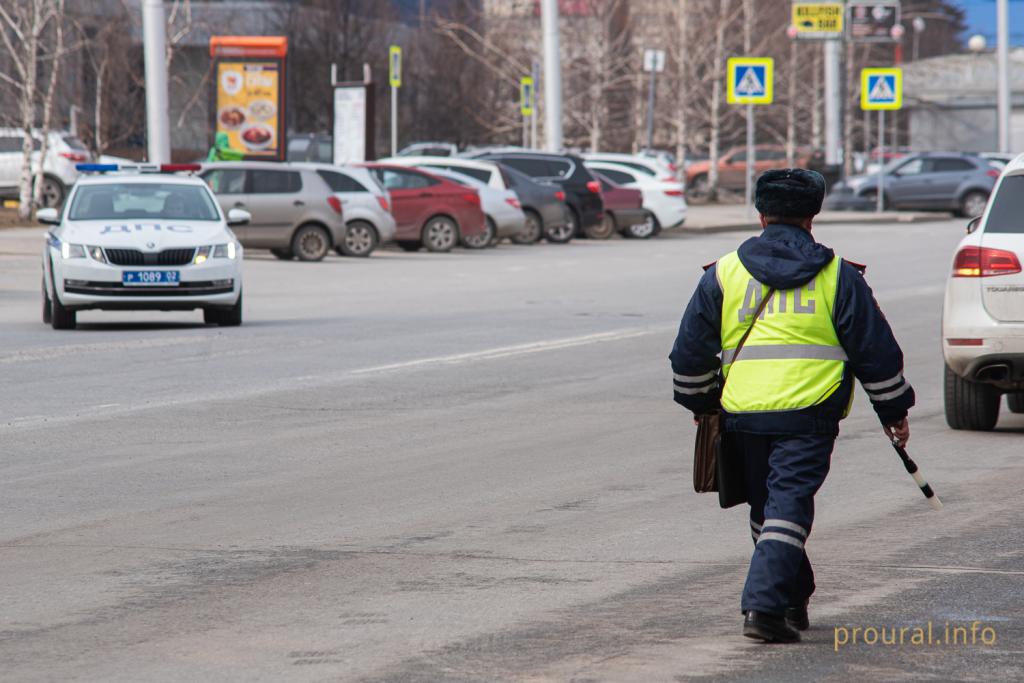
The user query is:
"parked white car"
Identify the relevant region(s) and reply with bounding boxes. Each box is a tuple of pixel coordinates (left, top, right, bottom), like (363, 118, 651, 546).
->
(380, 156, 510, 191)
(423, 167, 526, 248)
(942, 153, 1024, 430)
(304, 163, 396, 255)
(40, 163, 245, 329)
(582, 152, 680, 184)
(0, 128, 91, 207)
(584, 160, 688, 230)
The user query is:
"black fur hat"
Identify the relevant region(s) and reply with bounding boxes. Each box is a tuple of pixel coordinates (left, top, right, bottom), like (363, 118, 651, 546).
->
(754, 168, 826, 218)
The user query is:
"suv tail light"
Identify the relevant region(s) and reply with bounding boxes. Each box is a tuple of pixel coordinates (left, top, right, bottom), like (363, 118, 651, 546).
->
(463, 192, 481, 207)
(554, 190, 566, 201)
(61, 151, 88, 162)
(327, 196, 342, 214)
(377, 195, 389, 212)
(505, 197, 521, 209)
(952, 246, 1022, 277)
(586, 180, 601, 194)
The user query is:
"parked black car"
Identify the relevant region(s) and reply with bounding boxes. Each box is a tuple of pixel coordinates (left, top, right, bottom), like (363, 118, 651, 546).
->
(468, 150, 605, 239)
(500, 165, 573, 244)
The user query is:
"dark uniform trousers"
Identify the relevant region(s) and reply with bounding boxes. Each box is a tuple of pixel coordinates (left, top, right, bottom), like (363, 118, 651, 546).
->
(736, 431, 834, 615)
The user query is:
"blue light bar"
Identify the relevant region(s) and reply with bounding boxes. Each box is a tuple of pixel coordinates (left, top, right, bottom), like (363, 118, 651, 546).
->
(76, 163, 119, 172)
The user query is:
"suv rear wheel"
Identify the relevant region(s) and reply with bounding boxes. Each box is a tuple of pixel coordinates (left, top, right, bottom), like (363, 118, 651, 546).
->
(291, 224, 331, 261)
(958, 191, 989, 219)
(1007, 393, 1024, 414)
(584, 213, 616, 240)
(944, 363, 1000, 430)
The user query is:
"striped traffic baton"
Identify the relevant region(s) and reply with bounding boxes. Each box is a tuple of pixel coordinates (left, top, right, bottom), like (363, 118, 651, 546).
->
(891, 438, 943, 511)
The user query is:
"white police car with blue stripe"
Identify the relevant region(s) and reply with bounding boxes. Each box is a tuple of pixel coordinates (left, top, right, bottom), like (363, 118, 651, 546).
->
(40, 163, 246, 329)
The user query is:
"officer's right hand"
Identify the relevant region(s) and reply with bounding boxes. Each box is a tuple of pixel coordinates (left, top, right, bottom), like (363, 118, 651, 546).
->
(883, 418, 910, 448)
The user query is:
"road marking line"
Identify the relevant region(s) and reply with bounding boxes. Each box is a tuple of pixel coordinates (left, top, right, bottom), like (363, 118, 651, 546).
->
(352, 327, 670, 375)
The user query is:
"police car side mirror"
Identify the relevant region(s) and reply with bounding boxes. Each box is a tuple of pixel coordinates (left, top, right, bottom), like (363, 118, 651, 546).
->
(226, 208, 251, 226)
(36, 208, 60, 225)
(966, 216, 982, 235)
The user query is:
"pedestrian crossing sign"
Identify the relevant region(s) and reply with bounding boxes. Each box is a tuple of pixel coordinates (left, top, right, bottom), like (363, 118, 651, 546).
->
(727, 57, 774, 105)
(861, 68, 902, 110)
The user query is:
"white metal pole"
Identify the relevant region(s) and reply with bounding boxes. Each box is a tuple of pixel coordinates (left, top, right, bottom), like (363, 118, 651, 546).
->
(996, 0, 1011, 152)
(531, 60, 540, 149)
(877, 109, 885, 213)
(141, 0, 170, 164)
(523, 113, 529, 148)
(540, 0, 563, 151)
(645, 68, 656, 151)
(746, 104, 755, 217)
(824, 39, 841, 166)
(391, 86, 397, 156)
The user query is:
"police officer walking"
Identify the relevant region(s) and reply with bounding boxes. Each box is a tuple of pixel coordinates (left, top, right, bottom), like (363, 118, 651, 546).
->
(669, 169, 915, 643)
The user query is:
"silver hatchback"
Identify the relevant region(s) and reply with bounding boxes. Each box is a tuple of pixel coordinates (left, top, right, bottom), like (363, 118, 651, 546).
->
(200, 162, 346, 261)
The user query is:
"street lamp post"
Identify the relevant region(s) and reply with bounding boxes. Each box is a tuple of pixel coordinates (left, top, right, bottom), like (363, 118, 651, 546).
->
(996, 0, 1011, 152)
(141, 0, 170, 164)
(540, 0, 563, 152)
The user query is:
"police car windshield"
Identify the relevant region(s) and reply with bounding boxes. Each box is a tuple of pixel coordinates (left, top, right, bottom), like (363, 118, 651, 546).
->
(68, 183, 220, 221)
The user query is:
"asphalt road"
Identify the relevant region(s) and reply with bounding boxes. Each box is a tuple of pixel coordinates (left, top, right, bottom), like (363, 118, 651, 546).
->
(2, 221, 1022, 682)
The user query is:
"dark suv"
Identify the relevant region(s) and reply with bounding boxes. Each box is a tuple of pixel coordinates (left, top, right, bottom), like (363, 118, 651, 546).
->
(467, 151, 605, 238)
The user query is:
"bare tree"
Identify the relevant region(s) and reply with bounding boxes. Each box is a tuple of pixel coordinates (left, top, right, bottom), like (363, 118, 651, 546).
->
(31, 0, 65, 209)
(0, 0, 64, 218)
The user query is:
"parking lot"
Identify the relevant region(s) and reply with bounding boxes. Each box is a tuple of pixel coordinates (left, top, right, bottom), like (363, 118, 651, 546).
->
(3, 220, 1023, 681)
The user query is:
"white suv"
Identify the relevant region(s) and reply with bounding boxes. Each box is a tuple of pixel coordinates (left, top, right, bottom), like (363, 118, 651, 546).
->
(942, 153, 1024, 430)
(0, 128, 91, 207)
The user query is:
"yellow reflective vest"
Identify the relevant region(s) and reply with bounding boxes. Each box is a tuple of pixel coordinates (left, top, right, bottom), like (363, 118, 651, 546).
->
(717, 250, 848, 414)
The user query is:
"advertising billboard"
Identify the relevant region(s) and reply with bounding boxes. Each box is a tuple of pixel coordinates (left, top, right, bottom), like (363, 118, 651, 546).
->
(333, 85, 368, 164)
(210, 37, 288, 161)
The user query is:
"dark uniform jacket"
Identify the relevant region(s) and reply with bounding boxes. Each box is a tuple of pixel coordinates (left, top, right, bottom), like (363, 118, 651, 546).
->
(669, 223, 915, 435)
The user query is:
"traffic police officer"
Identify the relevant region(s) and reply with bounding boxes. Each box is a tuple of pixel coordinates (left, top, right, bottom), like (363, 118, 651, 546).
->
(669, 169, 915, 643)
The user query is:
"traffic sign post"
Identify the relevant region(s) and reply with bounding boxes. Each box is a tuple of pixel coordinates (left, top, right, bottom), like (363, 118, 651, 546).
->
(727, 57, 774, 217)
(389, 45, 402, 156)
(642, 49, 665, 152)
(861, 68, 902, 213)
(520, 76, 535, 148)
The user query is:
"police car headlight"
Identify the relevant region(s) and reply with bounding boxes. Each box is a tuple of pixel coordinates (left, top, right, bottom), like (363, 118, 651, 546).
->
(212, 242, 236, 259)
(87, 245, 106, 263)
(61, 242, 86, 259)
(193, 246, 212, 265)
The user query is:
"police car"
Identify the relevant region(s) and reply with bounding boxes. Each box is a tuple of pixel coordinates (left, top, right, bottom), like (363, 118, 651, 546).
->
(942, 153, 1024, 430)
(40, 163, 246, 330)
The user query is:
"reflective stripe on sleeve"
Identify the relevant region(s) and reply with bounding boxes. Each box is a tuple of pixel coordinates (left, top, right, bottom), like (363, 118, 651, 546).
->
(721, 344, 848, 365)
(757, 531, 805, 550)
(674, 382, 717, 395)
(863, 373, 904, 391)
(763, 518, 808, 537)
(674, 371, 716, 384)
(868, 382, 912, 402)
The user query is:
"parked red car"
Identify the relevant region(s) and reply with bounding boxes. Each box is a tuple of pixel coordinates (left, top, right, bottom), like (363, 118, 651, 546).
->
(363, 163, 485, 252)
(591, 171, 654, 239)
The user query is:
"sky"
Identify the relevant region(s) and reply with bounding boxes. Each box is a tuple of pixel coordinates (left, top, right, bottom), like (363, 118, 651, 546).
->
(958, 0, 1024, 44)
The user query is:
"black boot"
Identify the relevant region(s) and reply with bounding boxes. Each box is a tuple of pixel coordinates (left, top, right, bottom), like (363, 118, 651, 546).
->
(743, 610, 801, 643)
(785, 602, 809, 631)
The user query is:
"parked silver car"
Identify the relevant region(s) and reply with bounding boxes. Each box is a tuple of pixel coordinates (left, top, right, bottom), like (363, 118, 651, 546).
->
(200, 162, 346, 261)
(0, 128, 92, 207)
(304, 164, 396, 257)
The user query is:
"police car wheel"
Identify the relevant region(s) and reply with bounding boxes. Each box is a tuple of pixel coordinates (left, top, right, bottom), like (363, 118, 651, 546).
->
(270, 248, 294, 260)
(943, 363, 999, 431)
(291, 224, 331, 261)
(42, 278, 52, 324)
(462, 218, 496, 250)
(512, 210, 543, 244)
(50, 291, 76, 330)
(337, 221, 379, 257)
(1007, 393, 1024, 414)
(205, 291, 242, 327)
